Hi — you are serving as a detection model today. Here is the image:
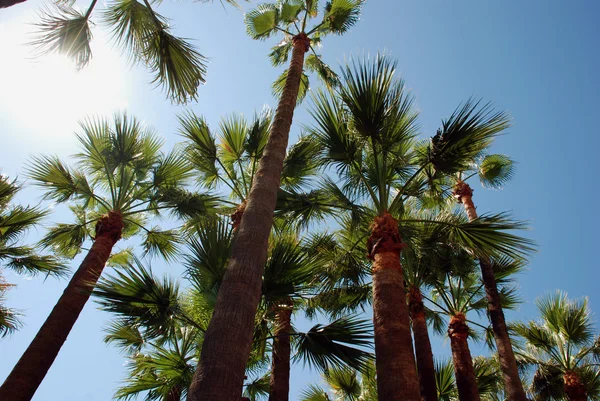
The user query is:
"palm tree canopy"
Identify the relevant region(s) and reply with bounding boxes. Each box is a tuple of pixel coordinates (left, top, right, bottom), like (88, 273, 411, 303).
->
(245, 0, 364, 102)
(0, 173, 68, 337)
(514, 291, 600, 401)
(27, 113, 219, 260)
(300, 359, 377, 401)
(30, 0, 238, 102)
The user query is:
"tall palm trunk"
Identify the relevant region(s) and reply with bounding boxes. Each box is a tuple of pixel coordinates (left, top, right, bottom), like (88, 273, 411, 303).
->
(408, 285, 438, 401)
(453, 181, 527, 401)
(448, 313, 480, 401)
(0, 0, 26, 8)
(368, 213, 421, 401)
(186, 33, 310, 401)
(0, 211, 123, 401)
(268, 302, 293, 401)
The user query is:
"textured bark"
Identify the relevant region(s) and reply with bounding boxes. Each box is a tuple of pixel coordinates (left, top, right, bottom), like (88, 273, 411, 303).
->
(0, 0, 26, 9)
(408, 286, 439, 401)
(186, 33, 309, 401)
(448, 313, 481, 401)
(453, 181, 527, 401)
(0, 211, 123, 401)
(369, 213, 421, 401)
(230, 201, 247, 231)
(564, 371, 587, 401)
(167, 386, 182, 401)
(268, 303, 293, 401)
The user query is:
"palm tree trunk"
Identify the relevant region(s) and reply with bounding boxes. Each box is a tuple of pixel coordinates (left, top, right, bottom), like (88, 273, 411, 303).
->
(268, 303, 293, 401)
(186, 33, 310, 401)
(448, 313, 481, 401)
(0, 211, 123, 401)
(368, 213, 421, 401)
(408, 285, 439, 401)
(564, 370, 587, 401)
(453, 181, 527, 401)
(0, 0, 26, 8)
(167, 386, 182, 401)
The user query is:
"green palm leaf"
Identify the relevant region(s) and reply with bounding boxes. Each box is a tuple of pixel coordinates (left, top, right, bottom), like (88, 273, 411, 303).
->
(31, 5, 92, 70)
(478, 154, 515, 189)
(293, 315, 373, 372)
(245, 3, 280, 40)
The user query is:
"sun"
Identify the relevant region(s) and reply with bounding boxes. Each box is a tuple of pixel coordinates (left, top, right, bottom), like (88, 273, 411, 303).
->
(0, 18, 132, 141)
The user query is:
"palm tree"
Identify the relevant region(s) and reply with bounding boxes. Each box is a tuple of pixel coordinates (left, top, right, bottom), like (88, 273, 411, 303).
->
(300, 360, 378, 401)
(24, 0, 240, 101)
(178, 108, 323, 231)
(188, 1, 365, 391)
(426, 250, 522, 401)
(436, 357, 504, 401)
(0, 114, 217, 401)
(514, 291, 600, 401)
(185, 218, 372, 401)
(307, 54, 535, 401)
(93, 226, 373, 401)
(421, 100, 529, 401)
(0, 173, 67, 337)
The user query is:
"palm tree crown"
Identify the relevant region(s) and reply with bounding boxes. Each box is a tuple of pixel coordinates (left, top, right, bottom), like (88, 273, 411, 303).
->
(515, 291, 600, 401)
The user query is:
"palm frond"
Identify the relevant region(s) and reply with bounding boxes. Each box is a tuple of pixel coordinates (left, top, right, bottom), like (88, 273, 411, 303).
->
(144, 27, 208, 104)
(94, 259, 182, 340)
(477, 154, 515, 189)
(427, 99, 511, 175)
(293, 315, 373, 372)
(272, 69, 310, 103)
(31, 5, 93, 70)
(318, 0, 363, 35)
(300, 384, 331, 401)
(245, 3, 280, 40)
(141, 228, 181, 262)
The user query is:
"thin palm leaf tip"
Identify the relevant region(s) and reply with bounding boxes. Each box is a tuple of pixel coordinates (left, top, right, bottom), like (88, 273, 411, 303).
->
(0, 173, 67, 337)
(26, 113, 218, 262)
(514, 291, 600, 401)
(245, 0, 363, 103)
(95, 265, 200, 401)
(30, 0, 221, 103)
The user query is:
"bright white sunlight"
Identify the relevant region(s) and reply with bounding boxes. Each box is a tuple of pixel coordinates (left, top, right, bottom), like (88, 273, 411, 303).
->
(0, 21, 130, 136)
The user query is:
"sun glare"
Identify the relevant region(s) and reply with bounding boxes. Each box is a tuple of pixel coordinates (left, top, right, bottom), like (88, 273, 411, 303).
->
(0, 21, 131, 141)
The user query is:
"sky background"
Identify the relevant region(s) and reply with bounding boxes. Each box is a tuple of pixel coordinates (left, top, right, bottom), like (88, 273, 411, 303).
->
(1, 0, 599, 400)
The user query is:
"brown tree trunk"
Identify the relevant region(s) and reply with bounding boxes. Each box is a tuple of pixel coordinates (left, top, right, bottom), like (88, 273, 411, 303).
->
(167, 386, 182, 401)
(268, 303, 293, 401)
(448, 313, 481, 401)
(453, 181, 527, 401)
(0, 211, 123, 401)
(186, 33, 310, 401)
(0, 0, 26, 9)
(564, 370, 587, 401)
(368, 213, 421, 401)
(408, 285, 439, 401)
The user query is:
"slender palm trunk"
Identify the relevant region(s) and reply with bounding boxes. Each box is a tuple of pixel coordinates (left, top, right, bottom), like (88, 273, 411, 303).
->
(408, 285, 439, 401)
(186, 33, 310, 401)
(564, 370, 587, 401)
(448, 313, 480, 401)
(268, 303, 293, 401)
(453, 181, 527, 401)
(0, 211, 123, 401)
(0, 0, 26, 8)
(368, 213, 421, 401)
(167, 386, 182, 401)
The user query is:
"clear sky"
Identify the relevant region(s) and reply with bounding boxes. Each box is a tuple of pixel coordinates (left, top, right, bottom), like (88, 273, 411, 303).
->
(1, 1, 599, 400)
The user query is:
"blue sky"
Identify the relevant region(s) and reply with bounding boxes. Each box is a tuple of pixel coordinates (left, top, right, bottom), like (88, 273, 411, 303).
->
(1, 0, 599, 400)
